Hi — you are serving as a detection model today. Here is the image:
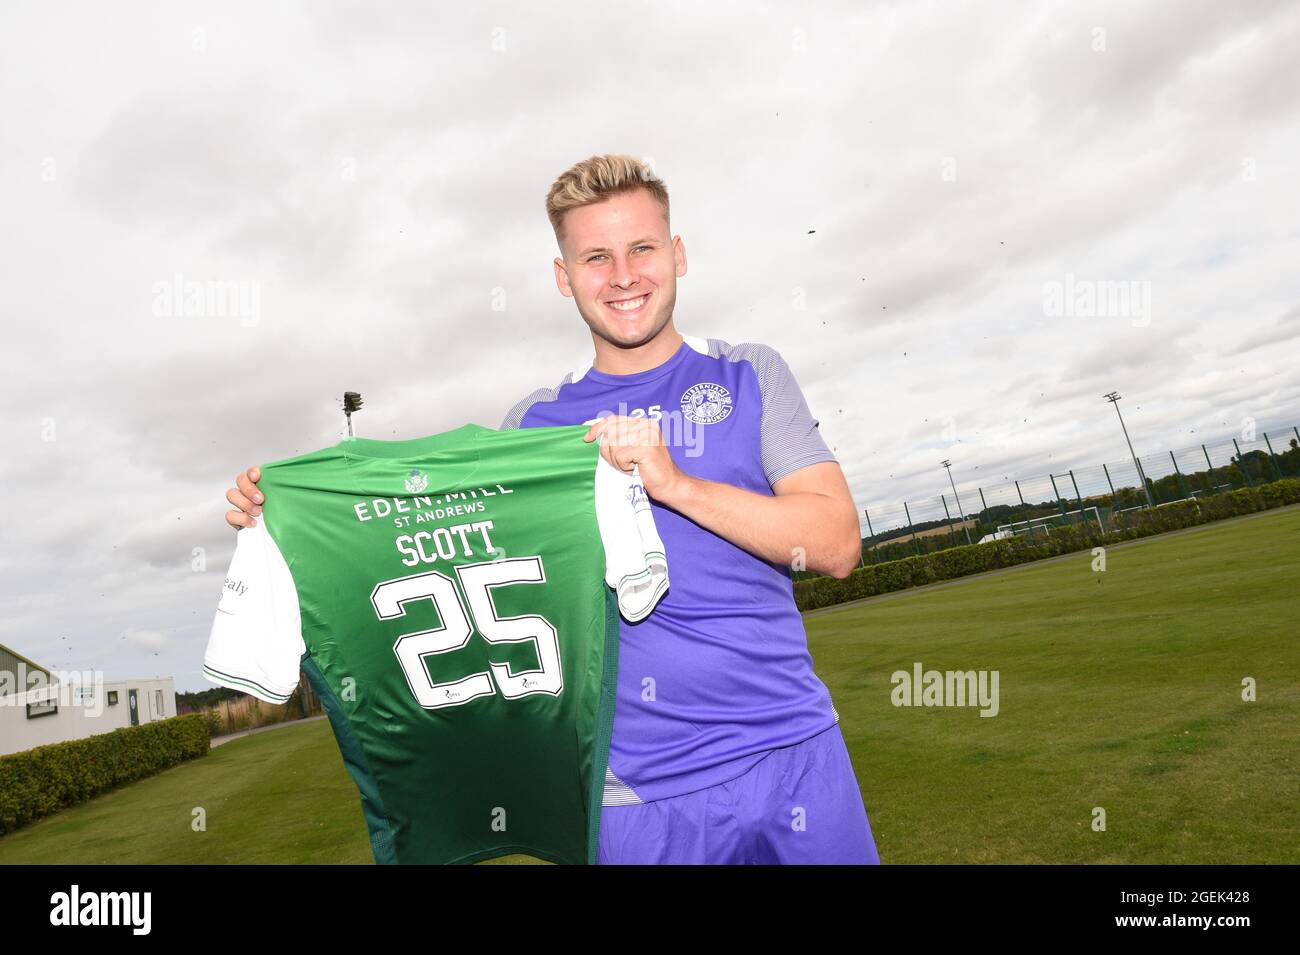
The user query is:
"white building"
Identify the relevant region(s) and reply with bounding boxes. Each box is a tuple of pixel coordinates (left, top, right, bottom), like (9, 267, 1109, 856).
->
(0, 642, 178, 757)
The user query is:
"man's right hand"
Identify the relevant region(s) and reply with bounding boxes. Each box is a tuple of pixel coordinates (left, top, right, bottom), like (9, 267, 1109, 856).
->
(225, 466, 264, 529)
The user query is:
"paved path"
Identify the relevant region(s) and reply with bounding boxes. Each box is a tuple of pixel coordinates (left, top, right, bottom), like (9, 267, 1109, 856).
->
(210, 714, 328, 748)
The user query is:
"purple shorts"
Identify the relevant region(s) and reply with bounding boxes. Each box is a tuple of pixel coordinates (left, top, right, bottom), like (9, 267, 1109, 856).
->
(597, 723, 880, 864)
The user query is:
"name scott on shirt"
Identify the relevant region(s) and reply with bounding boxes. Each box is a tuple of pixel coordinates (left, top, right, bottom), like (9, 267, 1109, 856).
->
(351, 485, 515, 568)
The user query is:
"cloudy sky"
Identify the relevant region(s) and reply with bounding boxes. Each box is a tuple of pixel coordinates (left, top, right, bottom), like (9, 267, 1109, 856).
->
(3, 1, 1297, 691)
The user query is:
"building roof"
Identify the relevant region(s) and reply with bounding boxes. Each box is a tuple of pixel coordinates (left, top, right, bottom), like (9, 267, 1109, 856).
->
(0, 641, 52, 680)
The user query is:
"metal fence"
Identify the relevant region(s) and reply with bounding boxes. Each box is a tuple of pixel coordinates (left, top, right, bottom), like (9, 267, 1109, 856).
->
(843, 424, 1300, 568)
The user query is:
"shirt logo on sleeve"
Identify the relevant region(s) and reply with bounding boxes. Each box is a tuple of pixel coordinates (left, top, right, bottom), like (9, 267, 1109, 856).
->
(404, 469, 430, 493)
(626, 483, 650, 510)
(680, 383, 733, 425)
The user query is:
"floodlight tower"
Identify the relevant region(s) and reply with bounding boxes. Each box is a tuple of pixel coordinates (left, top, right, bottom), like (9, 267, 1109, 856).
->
(940, 459, 973, 545)
(1103, 391, 1154, 509)
(343, 391, 364, 438)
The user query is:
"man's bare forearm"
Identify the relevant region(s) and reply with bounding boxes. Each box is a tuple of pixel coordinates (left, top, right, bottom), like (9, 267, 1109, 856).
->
(657, 473, 856, 577)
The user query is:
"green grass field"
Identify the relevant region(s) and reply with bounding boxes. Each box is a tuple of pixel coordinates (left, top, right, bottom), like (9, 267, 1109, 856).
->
(823, 505, 1300, 863)
(3, 506, 1296, 864)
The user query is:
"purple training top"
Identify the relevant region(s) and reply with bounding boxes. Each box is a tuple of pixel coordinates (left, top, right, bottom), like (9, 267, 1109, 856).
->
(500, 335, 842, 805)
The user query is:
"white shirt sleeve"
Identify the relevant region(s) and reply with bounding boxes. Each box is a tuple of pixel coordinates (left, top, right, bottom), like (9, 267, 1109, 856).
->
(593, 453, 670, 622)
(203, 515, 307, 703)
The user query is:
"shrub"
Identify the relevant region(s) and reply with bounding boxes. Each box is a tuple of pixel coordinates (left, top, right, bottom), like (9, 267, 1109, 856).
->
(0, 713, 210, 836)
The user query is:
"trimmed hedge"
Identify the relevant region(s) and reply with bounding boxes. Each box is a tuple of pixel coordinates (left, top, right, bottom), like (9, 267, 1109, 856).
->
(796, 478, 1300, 612)
(0, 713, 210, 836)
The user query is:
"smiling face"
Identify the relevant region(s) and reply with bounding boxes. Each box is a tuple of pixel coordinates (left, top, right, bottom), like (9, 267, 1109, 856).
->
(554, 186, 687, 360)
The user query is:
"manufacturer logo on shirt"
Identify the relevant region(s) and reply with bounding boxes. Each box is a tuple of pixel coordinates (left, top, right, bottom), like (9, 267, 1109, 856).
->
(404, 469, 429, 493)
(680, 382, 733, 425)
(627, 483, 650, 510)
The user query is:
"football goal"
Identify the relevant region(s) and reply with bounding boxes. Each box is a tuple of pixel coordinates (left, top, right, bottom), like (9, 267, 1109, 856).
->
(994, 506, 1107, 538)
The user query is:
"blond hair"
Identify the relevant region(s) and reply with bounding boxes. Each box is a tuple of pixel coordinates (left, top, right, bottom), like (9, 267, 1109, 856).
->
(545, 154, 670, 247)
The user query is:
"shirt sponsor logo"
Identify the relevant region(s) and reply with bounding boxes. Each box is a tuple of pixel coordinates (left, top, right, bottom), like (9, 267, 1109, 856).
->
(680, 382, 733, 425)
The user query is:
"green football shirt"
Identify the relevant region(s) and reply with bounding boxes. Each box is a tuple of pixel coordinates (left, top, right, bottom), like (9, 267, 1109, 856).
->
(203, 422, 669, 864)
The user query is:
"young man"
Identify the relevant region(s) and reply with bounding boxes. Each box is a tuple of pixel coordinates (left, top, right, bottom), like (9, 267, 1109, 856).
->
(224, 154, 879, 864)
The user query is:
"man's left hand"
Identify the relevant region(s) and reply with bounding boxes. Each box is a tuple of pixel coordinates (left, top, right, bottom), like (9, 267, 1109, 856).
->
(584, 415, 689, 505)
